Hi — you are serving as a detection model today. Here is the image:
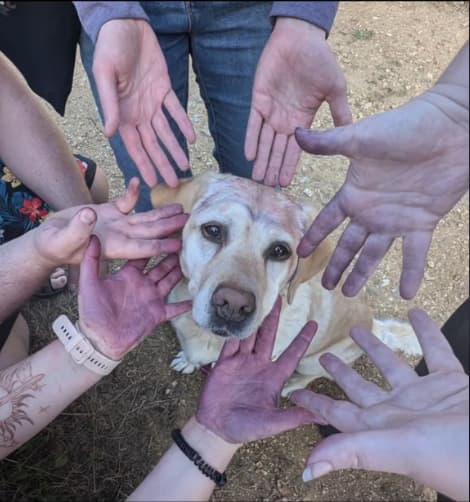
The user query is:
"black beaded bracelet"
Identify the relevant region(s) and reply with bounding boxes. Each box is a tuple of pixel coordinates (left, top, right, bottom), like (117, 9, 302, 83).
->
(171, 428, 227, 487)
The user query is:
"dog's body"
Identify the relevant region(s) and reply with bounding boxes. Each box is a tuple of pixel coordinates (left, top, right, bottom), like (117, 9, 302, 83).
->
(152, 173, 421, 394)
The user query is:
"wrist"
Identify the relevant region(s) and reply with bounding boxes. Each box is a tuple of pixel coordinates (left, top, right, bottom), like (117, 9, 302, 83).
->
(182, 416, 240, 473)
(76, 319, 124, 361)
(274, 17, 326, 40)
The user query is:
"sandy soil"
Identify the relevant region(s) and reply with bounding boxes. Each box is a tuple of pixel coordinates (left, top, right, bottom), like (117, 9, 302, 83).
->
(1, 2, 468, 501)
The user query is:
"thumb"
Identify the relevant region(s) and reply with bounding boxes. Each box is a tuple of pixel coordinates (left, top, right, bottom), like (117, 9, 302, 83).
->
(327, 89, 353, 127)
(79, 234, 102, 292)
(55, 208, 97, 262)
(302, 429, 409, 482)
(262, 407, 321, 439)
(115, 177, 140, 214)
(295, 125, 356, 157)
(93, 63, 120, 138)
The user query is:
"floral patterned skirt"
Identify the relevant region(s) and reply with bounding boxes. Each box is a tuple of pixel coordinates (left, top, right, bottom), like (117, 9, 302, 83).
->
(0, 154, 96, 245)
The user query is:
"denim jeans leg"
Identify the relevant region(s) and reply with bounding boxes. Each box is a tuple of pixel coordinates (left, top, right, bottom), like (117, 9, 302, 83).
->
(79, 14, 190, 211)
(189, 1, 273, 178)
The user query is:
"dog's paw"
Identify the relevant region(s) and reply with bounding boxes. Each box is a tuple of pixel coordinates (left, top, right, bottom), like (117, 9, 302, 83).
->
(170, 351, 199, 374)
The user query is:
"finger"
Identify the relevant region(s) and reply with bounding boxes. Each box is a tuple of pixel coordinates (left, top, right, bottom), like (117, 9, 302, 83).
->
(218, 338, 241, 361)
(245, 108, 263, 161)
(93, 63, 120, 137)
(79, 234, 102, 291)
(302, 428, 409, 482)
(253, 297, 283, 359)
(318, 352, 389, 407)
(238, 332, 257, 354)
(252, 123, 275, 183)
(327, 87, 353, 127)
(56, 207, 97, 261)
(114, 177, 140, 214)
(400, 231, 432, 300)
(295, 126, 356, 157)
(275, 321, 317, 381)
(321, 222, 368, 290)
(156, 265, 184, 297)
(123, 258, 148, 272)
(127, 204, 184, 223)
(350, 326, 418, 388)
(297, 194, 346, 257)
(153, 110, 190, 171)
(122, 214, 188, 240)
(279, 136, 303, 187)
(290, 390, 363, 433)
(264, 133, 288, 187)
(408, 309, 464, 374)
(162, 300, 193, 321)
(163, 90, 196, 144)
(120, 125, 158, 187)
(342, 234, 394, 297)
(146, 254, 180, 283)
(101, 237, 182, 260)
(261, 407, 323, 439)
(137, 123, 179, 188)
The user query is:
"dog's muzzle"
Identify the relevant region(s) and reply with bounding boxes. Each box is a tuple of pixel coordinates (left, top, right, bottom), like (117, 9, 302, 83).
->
(209, 285, 256, 337)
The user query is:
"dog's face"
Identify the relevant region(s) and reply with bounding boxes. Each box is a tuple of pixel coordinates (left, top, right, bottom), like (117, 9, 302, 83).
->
(152, 173, 330, 339)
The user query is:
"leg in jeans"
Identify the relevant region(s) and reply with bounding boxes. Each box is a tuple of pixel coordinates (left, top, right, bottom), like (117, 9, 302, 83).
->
(189, 1, 273, 178)
(79, 2, 191, 212)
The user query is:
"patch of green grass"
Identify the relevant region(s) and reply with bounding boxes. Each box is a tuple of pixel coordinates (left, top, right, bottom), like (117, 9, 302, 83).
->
(352, 28, 374, 40)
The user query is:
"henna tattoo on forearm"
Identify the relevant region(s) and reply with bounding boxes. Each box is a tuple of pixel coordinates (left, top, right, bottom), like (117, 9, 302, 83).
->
(0, 361, 45, 448)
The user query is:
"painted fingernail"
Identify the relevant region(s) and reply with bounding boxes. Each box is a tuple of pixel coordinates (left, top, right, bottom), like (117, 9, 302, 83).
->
(302, 461, 333, 483)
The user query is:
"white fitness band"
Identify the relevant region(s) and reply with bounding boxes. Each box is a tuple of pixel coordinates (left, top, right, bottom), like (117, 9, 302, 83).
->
(52, 315, 121, 376)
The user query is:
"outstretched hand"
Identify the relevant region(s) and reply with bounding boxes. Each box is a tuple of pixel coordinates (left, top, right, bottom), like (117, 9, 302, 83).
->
(245, 18, 350, 187)
(196, 298, 322, 444)
(291, 309, 469, 501)
(93, 19, 195, 187)
(34, 177, 188, 266)
(77, 236, 192, 360)
(296, 92, 469, 299)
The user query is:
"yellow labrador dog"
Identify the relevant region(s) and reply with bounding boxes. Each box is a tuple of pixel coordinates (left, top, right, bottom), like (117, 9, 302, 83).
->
(152, 172, 421, 394)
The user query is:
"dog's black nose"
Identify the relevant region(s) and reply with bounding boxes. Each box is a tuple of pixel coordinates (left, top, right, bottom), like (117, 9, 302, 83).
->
(212, 286, 255, 323)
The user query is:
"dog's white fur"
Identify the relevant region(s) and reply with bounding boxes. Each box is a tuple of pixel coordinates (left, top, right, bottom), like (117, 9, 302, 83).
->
(152, 172, 421, 394)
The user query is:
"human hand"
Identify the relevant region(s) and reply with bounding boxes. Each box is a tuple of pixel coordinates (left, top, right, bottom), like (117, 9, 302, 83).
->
(35, 178, 188, 265)
(77, 236, 192, 360)
(196, 298, 322, 444)
(245, 18, 351, 187)
(93, 19, 195, 187)
(296, 91, 469, 299)
(291, 309, 469, 501)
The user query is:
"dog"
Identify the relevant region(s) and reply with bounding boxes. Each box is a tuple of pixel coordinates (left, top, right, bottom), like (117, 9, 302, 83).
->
(151, 172, 421, 394)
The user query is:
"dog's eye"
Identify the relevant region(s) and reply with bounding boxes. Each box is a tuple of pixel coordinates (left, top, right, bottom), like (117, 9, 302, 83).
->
(201, 222, 224, 243)
(266, 242, 292, 261)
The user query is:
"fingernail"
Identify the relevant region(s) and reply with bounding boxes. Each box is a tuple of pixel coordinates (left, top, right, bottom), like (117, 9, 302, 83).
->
(80, 209, 95, 224)
(302, 461, 333, 483)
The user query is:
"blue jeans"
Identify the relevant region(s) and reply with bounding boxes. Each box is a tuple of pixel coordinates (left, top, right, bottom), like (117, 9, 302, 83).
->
(80, 1, 273, 211)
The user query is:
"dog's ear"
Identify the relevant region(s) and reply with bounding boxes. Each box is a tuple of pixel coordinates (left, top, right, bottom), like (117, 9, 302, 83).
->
(286, 199, 332, 304)
(150, 173, 213, 212)
(286, 239, 332, 304)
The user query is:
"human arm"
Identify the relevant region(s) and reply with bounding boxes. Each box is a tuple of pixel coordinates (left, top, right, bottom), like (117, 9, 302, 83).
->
(0, 178, 187, 321)
(296, 41, 469, 299)
(0, 236, 191, 458)
(290, 309, 469, 501)
(245, 2, 351, 187)
(130, 299, 322, 501)
(73, 2, 195, 187)
(0, 51, 92, 208)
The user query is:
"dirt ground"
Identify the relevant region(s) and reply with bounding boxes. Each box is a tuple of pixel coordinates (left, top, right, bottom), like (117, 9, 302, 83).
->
(1, 2, 468, 501)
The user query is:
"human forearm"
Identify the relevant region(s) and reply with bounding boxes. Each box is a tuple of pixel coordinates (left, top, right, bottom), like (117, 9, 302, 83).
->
(0, 230, 57, 321)
(0, 339, 100, 458)
(129, 416, 239, 501)
(0, 53, 92, 209)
